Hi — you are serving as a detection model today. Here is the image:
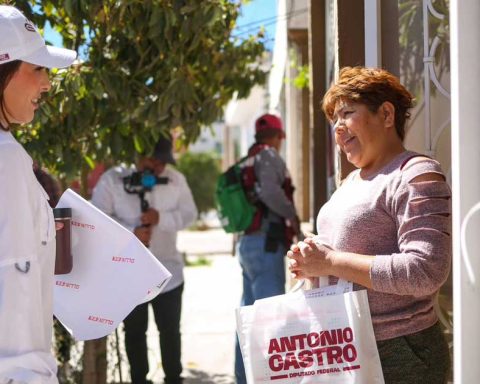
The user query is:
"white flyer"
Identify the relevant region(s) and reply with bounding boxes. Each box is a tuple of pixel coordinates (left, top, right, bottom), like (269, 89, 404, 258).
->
(53, 189, 172, 341)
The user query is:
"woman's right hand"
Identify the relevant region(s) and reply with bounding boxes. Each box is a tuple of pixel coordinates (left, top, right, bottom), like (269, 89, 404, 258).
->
(287, 237, 335, 280)
(287, 231, 315, 280)
(134, 225, 152, 246)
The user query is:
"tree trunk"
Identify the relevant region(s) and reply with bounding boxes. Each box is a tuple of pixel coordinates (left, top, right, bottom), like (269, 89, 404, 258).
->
(82, 338, 107, 384)
(80, 164, 90, 199)
(80, 163, 107, 383)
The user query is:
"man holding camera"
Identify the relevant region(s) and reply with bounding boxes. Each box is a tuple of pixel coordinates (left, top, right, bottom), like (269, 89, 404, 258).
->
(91, 135, 197, 384)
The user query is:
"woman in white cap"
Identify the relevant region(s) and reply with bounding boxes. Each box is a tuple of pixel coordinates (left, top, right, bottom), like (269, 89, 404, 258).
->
(0, 5, 76, 384)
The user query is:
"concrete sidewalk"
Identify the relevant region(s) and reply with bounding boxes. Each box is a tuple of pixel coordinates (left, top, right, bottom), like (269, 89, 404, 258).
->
(111, 228, 241, 384)
(180, 253, 241, 383)
(178, 228, 236, 256)
(153, 229, 240, 383)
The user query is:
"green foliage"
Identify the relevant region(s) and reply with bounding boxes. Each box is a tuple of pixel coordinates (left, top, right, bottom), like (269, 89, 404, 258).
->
(399, 0, 449, 98)
(185, 255, 213, 267)
(292, 64, 309, 89)
(286, 49, 310, 90)
(176, 151, 221, 215)
(11, 0, 267, 184)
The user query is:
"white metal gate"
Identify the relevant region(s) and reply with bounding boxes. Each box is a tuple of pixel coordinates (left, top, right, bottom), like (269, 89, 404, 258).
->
(451, 1, 480, 383)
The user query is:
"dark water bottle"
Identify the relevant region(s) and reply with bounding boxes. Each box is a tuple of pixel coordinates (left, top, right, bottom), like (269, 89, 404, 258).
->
(53, 207, 73, 275)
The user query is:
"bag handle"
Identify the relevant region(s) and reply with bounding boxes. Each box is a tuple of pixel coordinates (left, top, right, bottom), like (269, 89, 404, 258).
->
(313, 239, 353, 293)
(290, 278, 352, 294)
(335, 278, 353, 293)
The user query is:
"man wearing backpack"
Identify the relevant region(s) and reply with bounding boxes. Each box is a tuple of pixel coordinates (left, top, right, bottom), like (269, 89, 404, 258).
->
(235, 113, 301, 384)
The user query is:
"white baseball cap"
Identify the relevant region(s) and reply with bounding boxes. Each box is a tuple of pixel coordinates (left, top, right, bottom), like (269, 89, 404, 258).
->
(0, 5, 77, 68)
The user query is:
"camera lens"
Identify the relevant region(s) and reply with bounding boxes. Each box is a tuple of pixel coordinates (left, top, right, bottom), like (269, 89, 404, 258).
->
(142, 172, 157, 188)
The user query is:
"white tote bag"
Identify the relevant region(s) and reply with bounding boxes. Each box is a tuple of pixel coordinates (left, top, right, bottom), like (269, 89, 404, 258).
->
(236, 280, 384, 384)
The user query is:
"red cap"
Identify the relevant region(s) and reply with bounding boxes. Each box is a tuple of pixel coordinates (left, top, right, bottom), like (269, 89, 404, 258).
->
(255, 114, 285, 138)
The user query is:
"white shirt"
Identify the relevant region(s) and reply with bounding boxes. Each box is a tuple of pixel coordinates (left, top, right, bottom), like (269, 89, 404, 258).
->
(91, 164, 197, 292)
(0, 131, 58, 383)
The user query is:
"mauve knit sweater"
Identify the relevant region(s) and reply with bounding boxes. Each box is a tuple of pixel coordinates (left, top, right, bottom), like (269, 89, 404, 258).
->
(316, 151, 451, 341)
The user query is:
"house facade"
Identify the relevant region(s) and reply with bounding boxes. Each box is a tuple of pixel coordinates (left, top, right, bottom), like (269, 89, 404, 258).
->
(268, 0, 480, 382)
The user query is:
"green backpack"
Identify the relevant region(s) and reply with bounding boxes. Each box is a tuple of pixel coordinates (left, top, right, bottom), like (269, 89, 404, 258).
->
(215, 156, 256, 233)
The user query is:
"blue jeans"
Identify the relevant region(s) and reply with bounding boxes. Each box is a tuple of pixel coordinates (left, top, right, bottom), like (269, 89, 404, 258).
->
(234, 233, 286, 384)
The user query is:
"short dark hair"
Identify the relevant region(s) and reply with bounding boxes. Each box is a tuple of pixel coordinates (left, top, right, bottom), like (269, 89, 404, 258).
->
(0, 60, 22, 131)
(255, 128, 283, 143)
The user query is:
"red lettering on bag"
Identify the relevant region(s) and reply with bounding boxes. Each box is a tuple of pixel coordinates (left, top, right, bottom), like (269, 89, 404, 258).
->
(319, 330, 338, 345)
(289, 370, 316, 378)
(266, 326, 360, 374)
(317, 367, 341, 374)
(343, 344, 357, 362)
(307, 332, 320, 347)
(343, 365, 361, 371)
(268, 327, 355, 354)
(298, 350, 314, 368)
(326, 346, 343, 364)
(268, 338, 282, 354)
(283, 352, 301, 370)
(268, 354, 283, 372)
(312, 347, 328, 365)
(270, 344, 359, 371)
(343, 327, 353, 343)
(280, 337, 296, 352)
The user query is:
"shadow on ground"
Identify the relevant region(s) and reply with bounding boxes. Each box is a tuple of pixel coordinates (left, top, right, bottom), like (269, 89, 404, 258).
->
(184, 369, 235, 384)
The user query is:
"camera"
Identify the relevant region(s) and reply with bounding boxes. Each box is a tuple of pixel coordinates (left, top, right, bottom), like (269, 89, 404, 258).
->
(123, 169, 169, 195)
(123, 169, 169, 213)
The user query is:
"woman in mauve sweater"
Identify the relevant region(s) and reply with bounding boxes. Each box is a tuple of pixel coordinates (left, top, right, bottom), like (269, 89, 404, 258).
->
(288, 66, 451, 384)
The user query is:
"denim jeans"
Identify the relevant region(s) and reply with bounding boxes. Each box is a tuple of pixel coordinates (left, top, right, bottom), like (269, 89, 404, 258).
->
(234, 233, 286, 384)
